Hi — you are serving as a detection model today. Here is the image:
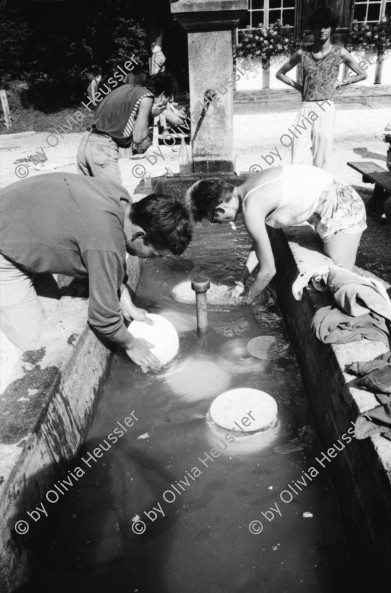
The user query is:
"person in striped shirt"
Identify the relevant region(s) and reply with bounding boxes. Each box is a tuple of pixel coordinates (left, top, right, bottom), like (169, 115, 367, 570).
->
(77, 72, 174, 183)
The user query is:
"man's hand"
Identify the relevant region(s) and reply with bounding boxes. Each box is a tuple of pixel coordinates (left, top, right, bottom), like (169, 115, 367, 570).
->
(245, 274, 268, 305)
(131, 306, 154, 325)
(229, 282, 245, 300)
(126, 337, 160, 372)
(171, 103, 186, 117)
(165, 103, 187, 126)
(152, 99, 167, 118)
(334, 79, 351, 92)
(246, 285, 268, 306)
(120, 287, 153, 325)
(246, 284, 258, 305)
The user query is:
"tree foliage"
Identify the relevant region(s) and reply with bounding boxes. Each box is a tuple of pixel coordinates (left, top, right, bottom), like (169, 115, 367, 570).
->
(0, 0, 150, 111)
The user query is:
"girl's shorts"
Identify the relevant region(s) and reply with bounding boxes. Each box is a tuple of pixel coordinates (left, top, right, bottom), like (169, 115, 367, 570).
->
(308, 180, 367, 242)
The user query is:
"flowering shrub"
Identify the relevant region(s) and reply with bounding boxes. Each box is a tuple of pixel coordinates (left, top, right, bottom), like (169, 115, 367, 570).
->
(346, 17, 391, 52)
(236, 20, 301, 67)
(237, 17, 391, 67)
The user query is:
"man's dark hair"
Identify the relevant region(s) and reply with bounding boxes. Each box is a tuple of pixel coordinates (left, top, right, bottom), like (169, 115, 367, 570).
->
(308, 6, 339, 31)
(131, 193, 192, 255)
(145, 72, 176, 97)
(187, 178, 234, 222)
(125, 61, 148, 85)
(124, 70, 147, 86)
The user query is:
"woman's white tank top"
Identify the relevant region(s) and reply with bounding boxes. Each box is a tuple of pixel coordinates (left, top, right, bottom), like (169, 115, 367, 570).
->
(243, 165, 334, 228)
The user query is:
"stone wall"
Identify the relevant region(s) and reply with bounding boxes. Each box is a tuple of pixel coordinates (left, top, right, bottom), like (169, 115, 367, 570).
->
(269, 224, 391, 590)
(0, 256, 143, 592)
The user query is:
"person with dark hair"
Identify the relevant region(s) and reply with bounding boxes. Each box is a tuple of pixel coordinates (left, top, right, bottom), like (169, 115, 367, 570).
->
(77, 72, 175, 183)
(0, 173, 192, 371)
(187, 165, 366, 302)
(276, 6, 367, 169)
(307, 5, 339, 30)
(124, 66, 187, 146)
(131, 193, 192, 256)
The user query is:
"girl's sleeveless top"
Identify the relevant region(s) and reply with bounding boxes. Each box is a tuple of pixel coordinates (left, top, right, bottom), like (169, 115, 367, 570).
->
(243, 165, 334, 229)
(301, 46, 341, 101)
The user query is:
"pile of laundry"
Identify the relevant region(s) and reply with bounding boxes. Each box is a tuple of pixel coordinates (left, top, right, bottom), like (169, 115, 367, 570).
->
(293, 266, 391, 347)
(347, 352, 391, 440)
(293, 266, 391, 440)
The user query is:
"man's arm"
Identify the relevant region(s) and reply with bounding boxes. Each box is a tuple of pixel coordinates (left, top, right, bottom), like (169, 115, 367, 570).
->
(243, 204, 276, 304)
(276, 50, 303, 93)
(133, 96, 154, 145)
(83, 249, 159, 370)
(337, 47, 368, 88)
(119, 283, 152, 324)
(231, 245, 259, 298)
(239, 246, 259, 285)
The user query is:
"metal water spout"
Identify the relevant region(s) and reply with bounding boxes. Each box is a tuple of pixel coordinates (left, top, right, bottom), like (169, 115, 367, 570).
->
(191, 276, 210, 334)
(191, 89, 218, 150)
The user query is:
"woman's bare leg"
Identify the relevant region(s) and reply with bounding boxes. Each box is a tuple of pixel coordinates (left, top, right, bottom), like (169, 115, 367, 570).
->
(323, 231, 362, 270)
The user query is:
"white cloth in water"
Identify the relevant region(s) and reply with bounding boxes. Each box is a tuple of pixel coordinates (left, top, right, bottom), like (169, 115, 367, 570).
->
(292, 265, 333, 300)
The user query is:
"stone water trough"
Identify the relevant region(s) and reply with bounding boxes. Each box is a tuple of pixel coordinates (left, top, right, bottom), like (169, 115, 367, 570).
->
(1, 175, 391, 591)
(1, 0, 391, 590)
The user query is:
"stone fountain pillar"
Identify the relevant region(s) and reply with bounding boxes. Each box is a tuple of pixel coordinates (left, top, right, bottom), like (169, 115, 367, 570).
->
(171, 0, 248, 174)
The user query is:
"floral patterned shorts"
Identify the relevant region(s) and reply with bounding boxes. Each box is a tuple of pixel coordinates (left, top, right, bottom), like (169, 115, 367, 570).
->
(308, 181, 367, 243)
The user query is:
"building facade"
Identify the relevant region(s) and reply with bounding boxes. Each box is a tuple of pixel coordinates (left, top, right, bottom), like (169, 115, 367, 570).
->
(241, 0, 391, 32)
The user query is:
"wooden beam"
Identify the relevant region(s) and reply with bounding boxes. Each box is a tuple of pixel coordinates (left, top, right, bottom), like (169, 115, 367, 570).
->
(348, 162, 391, 193)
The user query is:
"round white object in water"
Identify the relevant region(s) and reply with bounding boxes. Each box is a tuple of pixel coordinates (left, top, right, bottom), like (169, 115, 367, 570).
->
(127, 313, 179, 366)
(247, 335, 289, 360)
(165, 358, 230, 401)
(218, 339, 266, 374)
(172, 280, 235, 306)
(209, 388, 278, 432)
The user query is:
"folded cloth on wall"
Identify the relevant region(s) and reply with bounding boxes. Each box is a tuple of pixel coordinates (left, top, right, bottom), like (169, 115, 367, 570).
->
(312, 306, 390, 345)
(348, 356, 391, 382)
(347, 354, 391, 401)
(292, 265, 334, 300)
(327, 268, 391, 320)
(350, 364, 391, 396)
(347, 351, 391, 438)
(377, 350, 391, 364)
(355, 409, 391, 440)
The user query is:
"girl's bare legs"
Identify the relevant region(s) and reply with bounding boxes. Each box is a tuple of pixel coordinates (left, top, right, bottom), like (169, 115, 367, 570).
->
(323, 231, 362, 270)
